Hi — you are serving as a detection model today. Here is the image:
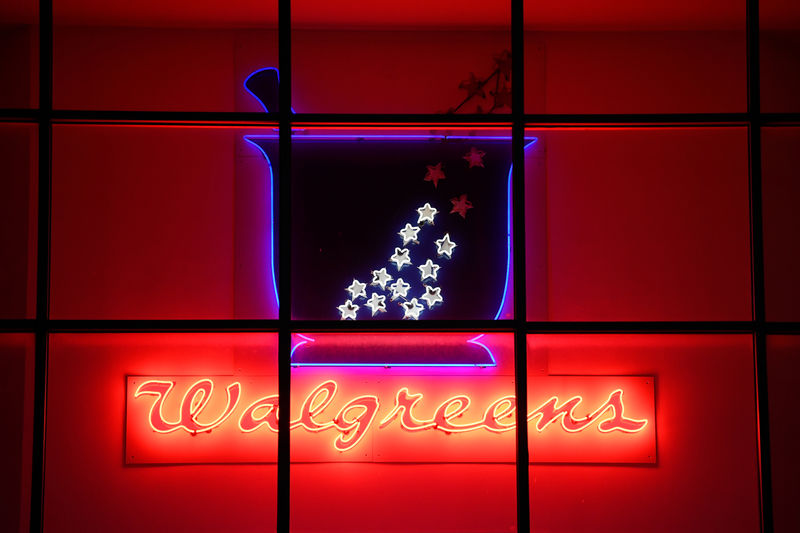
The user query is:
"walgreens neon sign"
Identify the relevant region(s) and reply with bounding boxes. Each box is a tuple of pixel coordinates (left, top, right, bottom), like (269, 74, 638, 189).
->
(126, 376, 656, 464)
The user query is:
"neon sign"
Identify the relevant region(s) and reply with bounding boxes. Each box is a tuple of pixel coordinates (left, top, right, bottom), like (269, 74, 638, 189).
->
(290, 332, 497, 366)
(126, 376, 655, 464)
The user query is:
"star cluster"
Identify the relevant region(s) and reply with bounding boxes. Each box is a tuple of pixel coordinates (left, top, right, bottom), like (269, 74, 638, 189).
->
(337, 145, 489, 320)
(338, 203, 459, 320)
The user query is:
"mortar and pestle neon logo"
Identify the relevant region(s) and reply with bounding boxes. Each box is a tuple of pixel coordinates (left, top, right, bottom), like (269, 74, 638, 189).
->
(243, 68, 536, 325)
(123, 76, 657, 465)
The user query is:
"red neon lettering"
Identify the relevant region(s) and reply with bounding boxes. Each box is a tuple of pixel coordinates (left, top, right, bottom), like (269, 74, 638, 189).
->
(239, 395, 280, 433)
(379, 388, 435, 431)
(481, 396, 517, 433)
(332, 395, 380, 452)
(292, 380, 338, 432)
(595, 389, 648, 433)
(133, 379, 648, 451)
(135, 381, 181, 433)
(432, 396, 484, 433)
(528, 395, 591, 432)
(135, 379, 240, 434)
(528, 390, 648, 433)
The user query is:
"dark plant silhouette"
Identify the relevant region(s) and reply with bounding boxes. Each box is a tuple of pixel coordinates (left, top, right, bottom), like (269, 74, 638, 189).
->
(449, 50, 512, 114)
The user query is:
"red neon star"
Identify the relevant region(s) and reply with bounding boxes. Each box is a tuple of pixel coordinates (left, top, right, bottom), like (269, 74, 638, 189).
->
(450, 194, 473, 219)
(424, 162, 446, 188)
(463, 147, 486, 168)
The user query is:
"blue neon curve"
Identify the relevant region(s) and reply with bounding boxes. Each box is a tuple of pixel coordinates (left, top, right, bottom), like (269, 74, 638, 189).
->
(290, 363, 493, 367)
(290, 333, 497, 367)
(465, 334, 497, 365)
(243, 138, 280, 309)
(290, 333, 315, 358)
(243, 67, 297, 114)
(493, 138, 538, 320)
(244, 134, 533, 141)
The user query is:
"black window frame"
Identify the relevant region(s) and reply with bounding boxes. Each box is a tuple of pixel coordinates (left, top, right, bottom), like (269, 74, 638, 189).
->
(0, 0, 795, 531)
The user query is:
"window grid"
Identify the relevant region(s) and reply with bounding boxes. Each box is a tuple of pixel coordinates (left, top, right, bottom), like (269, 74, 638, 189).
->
(0, 0, 792, 531)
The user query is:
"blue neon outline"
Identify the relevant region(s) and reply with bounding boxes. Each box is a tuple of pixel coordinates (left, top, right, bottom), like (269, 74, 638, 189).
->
(244, 68, 535, 367)
(289, 333, 497, 367)
(290, 363, 491, 367)
(243, 67, 297, 114)
(290, 333, 315, 358)
(243, 138, 281, 309)
(244, 134, 534, 141)
(243, 133, 539, 322)
(493, 138, 539, 320)
(244, 66, 538, 319)
(465, 334, 496, 365)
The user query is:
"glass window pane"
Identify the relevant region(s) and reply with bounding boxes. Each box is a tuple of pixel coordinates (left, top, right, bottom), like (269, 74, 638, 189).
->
(291, 332, 516, 532)
(528, 334, 759, 532)
(767, 334, 800, 533)
(292, 0, 511, 113)
(762, 126, 800, 321)
(0, 122, 37, 319)
(289, 127, 514, 320)
(0, 334, 34, 533)
(525, 126, 752, 321)
(761, 1, 800, 112)
(50, 124, 279, 319)
(524, 1, 747, 113)
(0, 0, 38, 108)
(45, 333, 278, 532)
(54, 1, 278, 111)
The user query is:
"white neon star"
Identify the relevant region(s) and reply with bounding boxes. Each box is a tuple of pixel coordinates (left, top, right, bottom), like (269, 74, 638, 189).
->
(398, 223, 421, 245)
(389, 278, 411, 300)
(390, 247, 412, 270)
(421, 285, 443, 308)
(435, 233, 457, 259)
(416, 203, 438, 225)
(365, 292, 387, 316)
(371, 267, 393, 290)
(337, 300, 359, 320)
(418, 259, 440, 282)
(346, 279, 367, 300)
(402, 298, 425, 320)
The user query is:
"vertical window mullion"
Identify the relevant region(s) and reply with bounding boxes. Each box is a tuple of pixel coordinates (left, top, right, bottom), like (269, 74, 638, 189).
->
(277, 0, 293, 532)
(746, 1, 773, 531)
(31, 0, 53, 531)
(511, 0, 530, 532)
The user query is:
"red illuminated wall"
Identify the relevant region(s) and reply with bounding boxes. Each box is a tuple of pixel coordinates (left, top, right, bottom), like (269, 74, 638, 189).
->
(40, 332, 762, 532)
(43, 333, 522, 533)
(525, 127, 752, 321)
(49, 125, 277, 319)
(2, 1, 799, 533)
(48, 28, 747, 114)
(528, 334, 760, 532)
(762, 127, 800, 321)
(44, 334, 279, 532)
(0, 335, 34, 533)
(768, 336, 800, 533)
(0, 123, 37, 319)
(5, 2, 800, 112)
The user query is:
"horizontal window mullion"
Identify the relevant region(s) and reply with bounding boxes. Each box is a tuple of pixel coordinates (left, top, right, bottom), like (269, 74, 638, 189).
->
(31, 111, 795, 127)
(2, 319, 787, 334)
